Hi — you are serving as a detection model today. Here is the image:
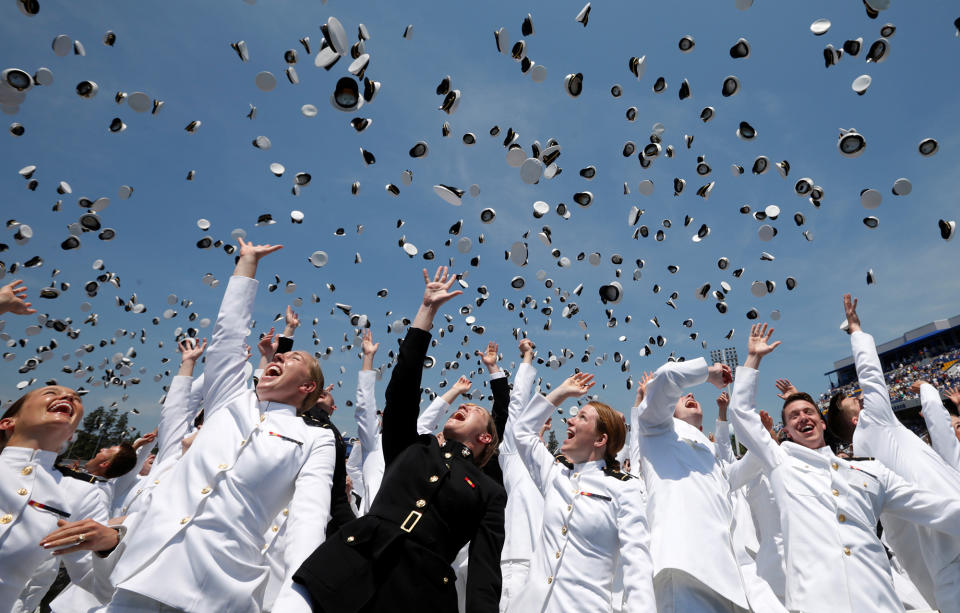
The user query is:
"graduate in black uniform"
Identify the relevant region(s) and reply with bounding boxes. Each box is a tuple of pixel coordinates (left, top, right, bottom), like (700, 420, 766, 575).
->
(292, 266, 506, 613)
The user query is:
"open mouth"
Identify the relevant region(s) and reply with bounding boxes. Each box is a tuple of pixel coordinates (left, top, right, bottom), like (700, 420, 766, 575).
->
(566, 428, 575, 440)
(47, 399, 74, 417)
(262, 364, 283, 380)
(452, 410, 467, 422)
(798, 423, 814, 433)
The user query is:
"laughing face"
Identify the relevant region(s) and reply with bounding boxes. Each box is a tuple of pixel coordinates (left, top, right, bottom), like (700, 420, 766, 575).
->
(783, 399, 826, 449)
(256, 350, 318, 406)
(561, 403, 607, 463)
(673, 393, 703, 427)
(0, 386, 84, 450)
(442, 403, 493, 447)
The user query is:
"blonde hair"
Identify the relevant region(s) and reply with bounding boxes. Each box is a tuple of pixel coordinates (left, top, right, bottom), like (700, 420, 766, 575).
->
(475, 409, 500, 468)
(298, 353, 325, 413)
(589, 401, 626, 469)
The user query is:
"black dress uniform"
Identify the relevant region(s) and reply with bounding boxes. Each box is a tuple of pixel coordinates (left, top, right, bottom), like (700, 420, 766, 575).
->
(293, 327, 507, 613)
(481, 375, 509, 487)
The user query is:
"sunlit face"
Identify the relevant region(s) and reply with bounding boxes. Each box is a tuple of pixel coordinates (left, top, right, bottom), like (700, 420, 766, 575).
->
(784, 399, 826, 449)
(840, 395, 863, 426)
(442, 403, 492, 447)
(561, 403, 607, 464)
(139, 453, 156, 476)
(673, 393, 702, 423)
(85, 445, 120, 474)
(316, 390, 337, 415)
(0, 386, 84, 445)
(257, 351, 317, 403)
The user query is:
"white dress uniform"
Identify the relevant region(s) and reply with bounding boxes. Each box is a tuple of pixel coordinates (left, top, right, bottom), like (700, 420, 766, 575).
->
(355, 369, 384, 516)
(509, 393, 655, 613)
(919, 383, 960, 469)
(0, 446, 109, 610)
(629, 358, 750, 612)
(106, 275, 337, 613)
(729, 365, 960, 613)
(849, 331, 960, 612)
(497, 362, 543, 612)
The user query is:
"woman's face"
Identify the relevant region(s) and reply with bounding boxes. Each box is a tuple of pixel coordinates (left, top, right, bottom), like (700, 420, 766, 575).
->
(561, 403, 606, 463)
(0, 386, 84, 443)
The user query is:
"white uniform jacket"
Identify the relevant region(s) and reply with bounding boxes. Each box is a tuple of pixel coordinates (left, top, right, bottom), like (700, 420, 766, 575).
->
(730, 365, 960, 613)
(629, 357, 749, 609)
(0, 447, 108, 610)
(111, 275, 336, 612)
(850, 331, 960, 610)
(919, 383, 960, 469)
(355, 369, 384, 516)
(510, 393, 654, 613)
(497, 362, 543, 564)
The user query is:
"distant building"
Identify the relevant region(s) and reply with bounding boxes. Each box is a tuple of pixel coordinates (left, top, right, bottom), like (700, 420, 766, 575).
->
(710, 347, 740, 379)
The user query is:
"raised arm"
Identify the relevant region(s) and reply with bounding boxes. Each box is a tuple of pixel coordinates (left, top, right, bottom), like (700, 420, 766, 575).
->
(845, 294, 896, 427)
(915, 382, 960, 468)
(203, 238, 281, 413)
(727, 323, 784, 473)
(480, 341, 509, 440)
(276, 305, 300, 354)
(714, 392, 735, 464)
(418, 376, 470, 435)
(465, 487, 506, 612)
(879, 463, 960, 537)
(156, 339, 207, 465)
(355, 330, 380, 462)
(633, 358, 728, 430)
(500, 339, 536, 455)
(0, 279, 37, 315)
(382, 267, 461, 465)
(514, 372, 594, 493)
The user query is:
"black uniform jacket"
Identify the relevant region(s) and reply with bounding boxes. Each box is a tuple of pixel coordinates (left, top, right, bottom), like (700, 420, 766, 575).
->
(294, 327, 506, 613)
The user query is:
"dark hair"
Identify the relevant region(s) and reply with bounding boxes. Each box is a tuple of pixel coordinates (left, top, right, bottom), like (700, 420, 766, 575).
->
(825, 393, 856, 445)
(0, 392, 34, 448)
(103, 442, 137, 479)
(193, 409, 204, 429)
(779, 392, 819, 426)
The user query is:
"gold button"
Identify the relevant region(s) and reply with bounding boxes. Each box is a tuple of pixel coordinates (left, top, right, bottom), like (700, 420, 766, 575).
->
(260, 414, 266, 422)
(0, 514, 12, 524)
(136, 489, 143, 494)
(415, 499, 426, 508)
(271, 525, 279, 532)
(200, 487, 211, 495)
(121, 506, 128, 513)
(443, 577, 449, 584)
(573, 472, 580, 478)
(218, 463, 228, 470)
(831, 462, 839, 470)
(832, 489, 839, 496)
(240, 439, 246, 445)
(567, 504, 572, 511)
(21, 466, 33, 476)
(843, 547, 851, 556)
(555, 551, 561, 559)
(346, 535, 355, 543)
(863, 482, 868, 487)
(282, 508, 289, 516)
(154, 479, 161, 485)
(429, 475, 439, 483)
(561, 526, 567, 536)
(180, 517, 190, 525)
(838, 514, 846, 523)
(444, 452, 452, 459)
(547, 576, 553, 584)
(16, 488, 27, 496)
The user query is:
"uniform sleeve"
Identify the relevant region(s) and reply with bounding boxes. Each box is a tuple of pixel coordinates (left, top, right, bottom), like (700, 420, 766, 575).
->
(276, 335, 294, 354)
(618, 478, 656, 613)
(499, 363, 537, 456)
(466, 486, 506, 613)
(850, 331, 897, 428)
(202, 275, 259, 418)
(355, 369, 380, 463)
(878, 463, 960, 538)
(155, 375, 199, 467)
(513, 394, 561, 494)
(726, 451, 766, 491)
(634, 358, 710, 432)
(416, 396, 450, 435)
(919, 383, 960, 468)
(382, 327, 431, 466)
(714, 419, 735, 464)
(489, 371, 510, 440)
(273, 429, 337, 611)
(60, 484, 113, 603)
(345, 438, 364, 501)
(726, 366, 783, 474)
(109, 445, 151, 512)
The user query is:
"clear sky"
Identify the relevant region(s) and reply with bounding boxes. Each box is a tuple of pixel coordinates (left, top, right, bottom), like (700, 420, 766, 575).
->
(1, 0, 958, 442)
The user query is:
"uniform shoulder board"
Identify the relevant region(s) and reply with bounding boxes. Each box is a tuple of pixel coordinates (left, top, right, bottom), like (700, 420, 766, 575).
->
(602, 465, 635, 481)
(553, 453, 574, 469)
(55, 465, 106, 484)
(849, 456, 875, 462)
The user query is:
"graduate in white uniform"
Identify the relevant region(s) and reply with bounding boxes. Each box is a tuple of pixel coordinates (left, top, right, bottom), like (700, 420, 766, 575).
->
(835, 295, 960, 612)
(0, 384, 111, 611)
(915, 381, 960, 469)
(728, 322, 960, 613)
(629, 356, 749, 613)
(104, 238, 337, 612)
(497, 338, 544, 612)
(510, 371, 654, 613)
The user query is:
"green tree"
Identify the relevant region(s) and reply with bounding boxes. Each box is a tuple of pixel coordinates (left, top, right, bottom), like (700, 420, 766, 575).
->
(63, 406, 140, 461)
(546, 429, 559, 455)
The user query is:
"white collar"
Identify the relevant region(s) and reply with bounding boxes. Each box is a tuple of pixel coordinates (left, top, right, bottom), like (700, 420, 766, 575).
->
(258, 400, 298, 416)
(1, 445, 58, 468)
(573, 458, 606, 473)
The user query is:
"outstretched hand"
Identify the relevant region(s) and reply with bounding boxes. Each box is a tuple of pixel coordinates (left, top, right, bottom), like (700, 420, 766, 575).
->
(421, 266, 462, 309)
(748, 323, 782, 359)
(234, 237, 282, 278)
(451, 375, 472, 396)
(546, 372, 595, 406)
(178, 338, 207, 363)
(716, 391, 730, 420)
(635, 371, 654, 406)
(133, 429, 158, 450)
(707, 363, 733, 389)
(258, 328, 279, 360)
(908, 380, 929, 395)
(843, 294, 862, 334)
(0, 279, 37, 315)
(775, 378, 798, 400)
(284, 305, 300, 335)
(479, 342, 500, 373)
(361, 329, 379, 356)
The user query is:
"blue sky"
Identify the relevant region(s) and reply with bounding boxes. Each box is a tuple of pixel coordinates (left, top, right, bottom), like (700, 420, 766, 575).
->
(1, 0, 958, 443)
